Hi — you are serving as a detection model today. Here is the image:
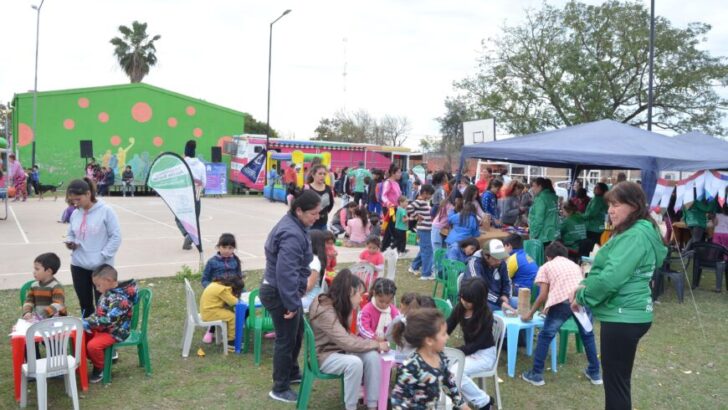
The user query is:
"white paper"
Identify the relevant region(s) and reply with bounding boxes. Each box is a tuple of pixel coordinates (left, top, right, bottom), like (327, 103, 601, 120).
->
(573, 308, 593, 333)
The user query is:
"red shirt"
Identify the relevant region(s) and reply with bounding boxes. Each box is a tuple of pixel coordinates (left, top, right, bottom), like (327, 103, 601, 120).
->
(283, 168, 298, 185)
(475, 178, 489, 195)
(359, 249, 384, 267)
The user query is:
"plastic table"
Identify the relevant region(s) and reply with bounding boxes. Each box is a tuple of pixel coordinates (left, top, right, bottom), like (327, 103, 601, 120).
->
(493, 310, 557, 378)
(377, 352, 397, 410)
(11, 330, 89, 402)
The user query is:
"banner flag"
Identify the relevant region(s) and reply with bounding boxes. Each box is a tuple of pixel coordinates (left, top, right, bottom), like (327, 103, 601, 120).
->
(241, 149, 267, 185)
(204, 162, 228, 195)
(650, 170, 728, 212)
(146, 153, 202, 250)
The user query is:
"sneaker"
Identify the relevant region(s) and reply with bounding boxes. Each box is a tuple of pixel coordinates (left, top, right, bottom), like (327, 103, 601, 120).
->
(408, 267, 419, 276)
(112, 351, 119, 363)
(269, 389, 298, 403)
(583, 368, 603, 385)
(398, 251, 408, 257)
(521, 370, 545, 386)
(290, 374, 302, 384)
(419, 275, 436, 281)
(227, 341, 237, 352)
(202, 332, 214, 344)
(89, 368, 103, 384)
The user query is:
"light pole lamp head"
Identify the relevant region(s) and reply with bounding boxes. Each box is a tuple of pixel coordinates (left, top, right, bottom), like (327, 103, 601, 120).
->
(282, 9, 291, 16)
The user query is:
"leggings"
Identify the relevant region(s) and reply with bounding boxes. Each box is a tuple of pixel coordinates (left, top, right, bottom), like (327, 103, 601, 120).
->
(71, 265, 101, 318)
(600, 321, 651, 410)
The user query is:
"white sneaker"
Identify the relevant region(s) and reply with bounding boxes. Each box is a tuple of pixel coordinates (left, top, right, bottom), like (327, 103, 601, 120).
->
(419, 275, 435, 281)
(408, 267, 419, 276)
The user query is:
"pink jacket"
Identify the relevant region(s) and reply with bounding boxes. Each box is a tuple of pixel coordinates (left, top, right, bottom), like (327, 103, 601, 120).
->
(357, 301, 400, 340)
(381, 179, 402, 208)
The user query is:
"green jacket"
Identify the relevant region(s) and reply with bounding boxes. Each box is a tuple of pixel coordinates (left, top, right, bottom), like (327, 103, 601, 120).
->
(528, 190, 559, 243)
(683, 199, 716, 228)
(560, 213, 587, 251)
(576, 220, 667, 323)
(582, 195, 608, 233)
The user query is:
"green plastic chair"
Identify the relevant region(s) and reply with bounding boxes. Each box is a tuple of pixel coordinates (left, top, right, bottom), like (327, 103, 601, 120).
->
(102, 287, 153, 384)
(297, 318, 345, 410)
(558, 317, 584, 365)
(442, 259, 466, 305)
(407, 230, 418, 246)
(19, 280, 34, 306)
(524, 239, 545, 266)
(244, 288, 275, 366)
(434, 298, 453, 319)
(432, 249, 448, 297)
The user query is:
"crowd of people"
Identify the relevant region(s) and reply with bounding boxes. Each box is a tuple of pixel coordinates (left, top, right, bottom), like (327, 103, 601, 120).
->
(12, 148, 728, 410)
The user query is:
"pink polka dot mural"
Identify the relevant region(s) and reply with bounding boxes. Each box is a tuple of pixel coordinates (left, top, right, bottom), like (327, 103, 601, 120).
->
(193, 128, 203, 138)
(78, 97, 89, 108)
(131, 102, 152, 123)
(110, 135, 121, 146)
(186, 106, 196, 116)
(98, 112, 109, 123)
(18, 123, 34, 147)
(167, 117, 178, 127)
(153, 136, 164, 147)
(63, 119, 75, 130)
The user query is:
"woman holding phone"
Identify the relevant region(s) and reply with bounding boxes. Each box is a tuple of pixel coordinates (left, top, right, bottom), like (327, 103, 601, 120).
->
(66, 177, 122, 317)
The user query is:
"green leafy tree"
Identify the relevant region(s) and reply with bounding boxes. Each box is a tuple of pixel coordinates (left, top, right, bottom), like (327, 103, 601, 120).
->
(243, 113, 278, 138)
(314, 110, 410, 145)
(110, 21, 161, 83)
(451, 0, 728, 136)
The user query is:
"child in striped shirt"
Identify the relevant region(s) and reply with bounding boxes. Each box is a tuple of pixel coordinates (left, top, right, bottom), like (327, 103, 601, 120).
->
(22, 252, 66, 320)
(407, 184, 436, 279)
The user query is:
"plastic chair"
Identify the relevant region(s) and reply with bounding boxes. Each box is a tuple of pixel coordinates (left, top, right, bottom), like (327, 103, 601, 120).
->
(383, 248, 399, 281)
(432, 248, 448, 297)
(19, 279, 34, 306)
(523, 239, 545, 266)
(442, 259, 466, 305)
(20, 317, 83, 410)
(434, 297, 453, 319)
(181, 278, 228, 357)
(349, 262, 376, 290)
(407, 230, 418, 246)
(438, 347, 466, 409)
(297, 319, 345, 410)
(685, 242, 728, 292)
(102, 288, 153, 384)
(470, 315, 506, 410)
(244, 288, 275, 366)
(557, 317, 584, 365)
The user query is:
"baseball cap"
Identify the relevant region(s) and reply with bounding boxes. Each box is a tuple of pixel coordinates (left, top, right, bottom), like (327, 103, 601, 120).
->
(484, 239, 509, 260)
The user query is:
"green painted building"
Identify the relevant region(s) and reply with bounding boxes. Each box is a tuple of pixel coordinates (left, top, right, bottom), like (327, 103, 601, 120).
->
(12, 83, 245, 186)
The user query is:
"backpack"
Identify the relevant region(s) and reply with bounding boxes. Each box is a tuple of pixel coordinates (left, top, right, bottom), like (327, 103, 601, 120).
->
(375, 181, 384, 204)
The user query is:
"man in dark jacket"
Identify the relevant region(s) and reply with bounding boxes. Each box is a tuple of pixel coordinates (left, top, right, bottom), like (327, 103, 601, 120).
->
(259, 190, 321, 404)
(465, 239, 516, 312)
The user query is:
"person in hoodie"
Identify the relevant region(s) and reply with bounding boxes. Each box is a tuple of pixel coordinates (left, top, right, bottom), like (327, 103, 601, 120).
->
(260, 190, 321, 404)
(464, 239, 516, 313)
(528, 177, 560, 245)
(83, 264, 138, 383)
(66, 178, 122, 318)
(581, 182, 609, 247)
(571, 182, 667, 410)
(309, 269, 389, 410)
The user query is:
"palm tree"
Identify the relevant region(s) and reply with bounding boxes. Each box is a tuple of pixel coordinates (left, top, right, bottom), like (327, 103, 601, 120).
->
(110, 21, 161, 83)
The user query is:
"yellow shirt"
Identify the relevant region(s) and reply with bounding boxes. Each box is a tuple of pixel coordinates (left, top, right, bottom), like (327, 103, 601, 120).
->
(199, 282, 238, 316)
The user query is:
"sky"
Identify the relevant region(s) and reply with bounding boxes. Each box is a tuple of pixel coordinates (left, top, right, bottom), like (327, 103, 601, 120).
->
(1, 0, 727, 149)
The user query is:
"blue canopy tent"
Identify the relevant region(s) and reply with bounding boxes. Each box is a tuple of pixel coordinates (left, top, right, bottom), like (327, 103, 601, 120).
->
(460, 120, 728, 200)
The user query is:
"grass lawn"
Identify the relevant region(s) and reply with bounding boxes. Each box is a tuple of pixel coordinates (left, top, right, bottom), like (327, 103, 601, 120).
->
(0, 258, 726, 410)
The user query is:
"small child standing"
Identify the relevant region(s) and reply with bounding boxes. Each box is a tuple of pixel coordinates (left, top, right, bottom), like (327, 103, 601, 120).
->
(521, 242, 602, 387)
(446, 277, 496, 410)
(358, 278, 400, 340)
(201, 233, 244, 343)
(390, 308, 470, 410)
(388, 292, 436, 360)
(59, 194, 76, 223)
(394, 196, 409, 256)
(359, 237, 385, 277)
(84, 264, 138, 383)
(407, 184, 435, 279)
(22, 253, 66, 321)
(324, 231, 338, 272)
(200, 275, 245, 352)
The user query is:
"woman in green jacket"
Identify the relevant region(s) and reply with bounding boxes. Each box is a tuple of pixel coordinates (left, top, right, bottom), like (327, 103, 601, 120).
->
(582, 182, 609, 245)
(570, 182, 667, 410)
(528, 177, 559, 244)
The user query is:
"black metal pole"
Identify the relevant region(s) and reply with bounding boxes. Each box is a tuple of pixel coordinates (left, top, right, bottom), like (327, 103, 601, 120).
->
(647, 0, 655, 131)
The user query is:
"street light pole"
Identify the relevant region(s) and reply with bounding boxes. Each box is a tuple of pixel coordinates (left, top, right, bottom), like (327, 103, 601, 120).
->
(31, 0, 45, 167)
(647, 0, 655, 131)
(265, 9, 291, 183)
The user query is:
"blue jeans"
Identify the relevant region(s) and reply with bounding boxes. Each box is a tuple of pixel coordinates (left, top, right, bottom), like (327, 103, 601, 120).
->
(367, 201, 382, 216)
(411, 230, 433, 277)
(446, 242, 467, 263)
(531, 302, 600, 376)
(431, 226, 444, 249)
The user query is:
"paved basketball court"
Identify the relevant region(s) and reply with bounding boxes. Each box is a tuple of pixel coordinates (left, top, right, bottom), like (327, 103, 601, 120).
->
(0, 195, 398, 290)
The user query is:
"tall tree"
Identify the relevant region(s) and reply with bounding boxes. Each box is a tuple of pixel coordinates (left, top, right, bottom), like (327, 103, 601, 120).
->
(110, 21, 161, 83)
(452, 0, 728, 136)
(313, 110, 411, 145)
(243, 113, 278, 138)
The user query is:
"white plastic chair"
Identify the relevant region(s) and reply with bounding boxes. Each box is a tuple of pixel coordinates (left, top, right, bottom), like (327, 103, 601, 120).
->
(438, 347, 466, 409)
(383, 247, 399, 280)
(348, 262, 376, 289)
(182, 278, 228, 357)
(469, 315, 506, 410)
(20, 317, 83, 410)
